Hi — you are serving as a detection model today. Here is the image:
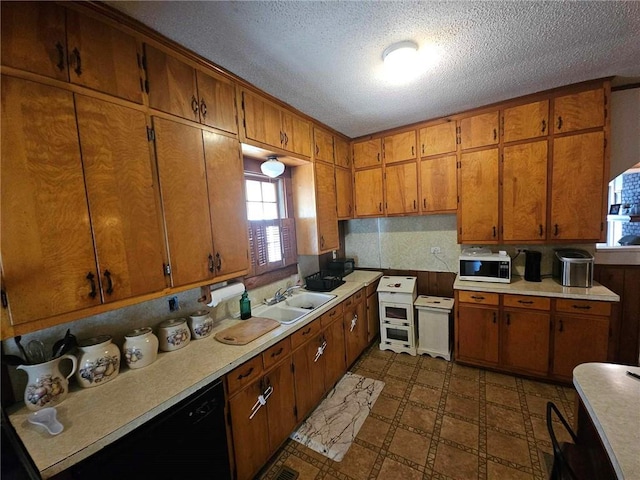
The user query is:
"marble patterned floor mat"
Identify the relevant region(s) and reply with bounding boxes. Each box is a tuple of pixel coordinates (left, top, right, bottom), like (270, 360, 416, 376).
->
(290, 372, 385, 462)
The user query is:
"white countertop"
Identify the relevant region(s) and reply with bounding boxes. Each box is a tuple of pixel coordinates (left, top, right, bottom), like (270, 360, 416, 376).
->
(453, 276, 620, 302)
(573, 363, 640, 479)
(8, 270, 382, 478)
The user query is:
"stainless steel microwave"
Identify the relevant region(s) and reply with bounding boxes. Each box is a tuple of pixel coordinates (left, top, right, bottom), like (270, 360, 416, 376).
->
(459, 253, 511, 283)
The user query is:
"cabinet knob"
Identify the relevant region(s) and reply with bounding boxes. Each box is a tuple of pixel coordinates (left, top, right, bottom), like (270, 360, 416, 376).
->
(55, 42, 65, 71)
(541, 119, 546, 133)
(208, 254, 214, 273)
(104, 270, 113, 295)
(215, 252, 222, 271)
(86, 272, 97, 299)
(71, 47, 82, 76)
(200, 99, 207, 118)
(557, 116, 563, 130)
(191, 96, 199, 115)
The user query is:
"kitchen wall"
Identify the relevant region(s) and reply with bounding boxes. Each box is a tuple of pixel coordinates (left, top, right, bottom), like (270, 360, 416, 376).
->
(343, 215, 595, 277)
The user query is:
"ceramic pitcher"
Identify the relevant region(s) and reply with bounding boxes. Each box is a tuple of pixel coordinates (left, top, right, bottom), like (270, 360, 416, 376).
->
(17, 355, 77, 411)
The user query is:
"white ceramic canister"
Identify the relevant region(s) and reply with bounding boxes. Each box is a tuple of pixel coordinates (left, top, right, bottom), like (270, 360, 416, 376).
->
(188, 310, 214, 339)
(157, 318, 190, 352)
(75, 335, 121, 388)
(123, 327, 158, 369)
(17, 355, 77, 411)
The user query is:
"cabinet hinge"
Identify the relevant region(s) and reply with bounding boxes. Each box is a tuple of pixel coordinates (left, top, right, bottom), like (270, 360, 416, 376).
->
(291, 362, 295, 373)
(147, 127, 155, 141)
(294, 405, 298, 418)
(1, 289, 7, 308)
(163, 263, 171, 276)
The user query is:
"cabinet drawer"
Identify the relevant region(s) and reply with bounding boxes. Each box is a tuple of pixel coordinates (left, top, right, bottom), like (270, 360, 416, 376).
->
(291, 317, 322, 350)
(227, 355, 263, 396)
(503, 295, 550, 311)
(366, 280, 380, 297)
(458, 291, 499, 306)
(320, 303, 343, 328)
(262, 338, 291, 371)
(342, 289, 364, 310)
(555, 299, 611, 317)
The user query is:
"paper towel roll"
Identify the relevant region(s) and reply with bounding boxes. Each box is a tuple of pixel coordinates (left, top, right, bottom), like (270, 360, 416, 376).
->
(207, 282, 245, 308)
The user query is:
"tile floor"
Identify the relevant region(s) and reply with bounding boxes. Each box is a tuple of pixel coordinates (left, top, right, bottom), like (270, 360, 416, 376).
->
(260, 343, 576, 480)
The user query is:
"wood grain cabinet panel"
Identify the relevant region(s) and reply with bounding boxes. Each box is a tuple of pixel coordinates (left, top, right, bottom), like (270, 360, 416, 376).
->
(502, 140, 548, 242)
(323, 315, 347, 391)
(195, 70, 237, 133)
(334, 136, 351, 168)
(501, 309, 550, 374)
(554, 88, 605, 134)
(503, 100, 549, 142)
(354, 168, 384, 217)
(1, 76, 100, 323)
(343, 292, 367, 367)
(457, 304, 499, 365)
(552, 314, 609, 378)
(420, 155, 457, 213)
(241, 89, 283, 149)
(458, 148, 499, 242)
(459, 111, 499, 149)
(315, 162, 339, 251)
(263, 358, 297, 453)
(385, 162, 418, 215)
(292, 333, 327, 420)
(353, 139, 382, 169)
(335, 167, 353, 220)
(384, 130, 417, 164)
(419, 121, 457, 157)
(281, 110, 312, 157)
(76, 95, 167, 302)
(314, 127, 335, 163)
(550, 131, 605, 241)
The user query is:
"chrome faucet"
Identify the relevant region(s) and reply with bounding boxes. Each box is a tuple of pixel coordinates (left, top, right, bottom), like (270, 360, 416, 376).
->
(266, 288, 286, 306)
(284, 285, 302, 296)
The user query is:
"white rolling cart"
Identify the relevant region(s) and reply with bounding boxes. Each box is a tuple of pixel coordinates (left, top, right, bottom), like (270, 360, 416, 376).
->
(414, 296, 455, 360)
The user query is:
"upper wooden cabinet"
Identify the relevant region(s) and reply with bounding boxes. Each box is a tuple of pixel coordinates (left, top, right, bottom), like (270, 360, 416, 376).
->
(458, 148, 499, 243)
(502, 140, 548, 242)
(503, 100, 549, 143)
(383, 130, 417, 164)
(354, 168, 384, 217)
(240, 88, 311, 157)
(145, 45, 237, 133)
(353, 138, 382, 169)
(553, 88, 605, 134)
(335, 167, 354, 220)
(334, 136, 351, 168)
(419, 121, 457, 157)
(315, 162, 340, 252)
(420, 155, 457, 213)
(385, 162, 419, 215)
(550, 131, 606, 241)
(459, 111, 499, 150)
(313, 127, 334, 163)
(1, 2, 143, 103)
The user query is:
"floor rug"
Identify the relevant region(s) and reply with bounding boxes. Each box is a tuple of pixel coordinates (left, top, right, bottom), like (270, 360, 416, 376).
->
(290, 372, 385, 461)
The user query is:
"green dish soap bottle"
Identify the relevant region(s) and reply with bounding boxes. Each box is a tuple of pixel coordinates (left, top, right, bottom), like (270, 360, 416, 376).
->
(240, 290, 251, 320)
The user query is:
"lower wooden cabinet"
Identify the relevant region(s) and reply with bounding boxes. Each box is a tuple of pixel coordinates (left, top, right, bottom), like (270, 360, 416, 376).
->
(292, 325, 327, 420)
(343, 289, 367, 367)
(455, 291, 611, 381)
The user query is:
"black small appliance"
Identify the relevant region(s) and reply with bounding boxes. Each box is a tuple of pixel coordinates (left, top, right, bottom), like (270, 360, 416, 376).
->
(524, 250, 542, 282)
(327, 258, 355, 276)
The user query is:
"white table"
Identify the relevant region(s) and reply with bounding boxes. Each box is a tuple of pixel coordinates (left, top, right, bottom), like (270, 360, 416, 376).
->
(573, 363, 640, 479)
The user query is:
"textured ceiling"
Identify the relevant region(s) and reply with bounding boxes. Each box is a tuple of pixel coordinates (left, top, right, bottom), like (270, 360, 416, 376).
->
(107, 1, 640, 138)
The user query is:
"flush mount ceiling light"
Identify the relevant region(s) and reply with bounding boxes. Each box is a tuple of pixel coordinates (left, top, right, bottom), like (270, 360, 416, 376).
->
(381, 40, 440, 84)
(382, 40, 419, 68)
(260, 156, 285, 178)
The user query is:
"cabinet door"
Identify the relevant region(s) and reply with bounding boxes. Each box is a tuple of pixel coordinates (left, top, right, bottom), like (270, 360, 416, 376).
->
(354, 168, 384, 217)
(502, 140, 548, 242)
(264, 359, 297, 452)
(420, 155, 457, 213)
(314, 127, 334, 163)
(76, 96, 167, 302)
(195, 70, 237, 133)
(292, 335, 327, 420)
(353, 139, 382, 169)
(145, 45, 199, 121)
(501, 310, 550, 374)
(344, 296, 367, 367)
(459, 112, 499, 150)
(203, 132, 249, 277)
(1, 2, 68, 81)
(384, 130, 417, 164)
(503, 100, 549, 143)
(550, 132, 605, 241)
(334, 136, 351, 168)
(315, 162, 339, 252)
(153, 118, 214, 287)
(66, 10, 142, 103)
(241, 90, 282, 149)
(457, 305, 499, 364)
(385, 162, 418, 215)
(228, 380, 271, 480)
(552, 315, 609, 378)
(458, 149, 499, 242)
(366, 292, 380, 343)
(419, 122, 457, 157)
(554, 89, 605, 134)
(323, 319, 347, 390)
(282, 111, 312, 157)
(335, 167, 353, 220)
(1, 76, 99, 323)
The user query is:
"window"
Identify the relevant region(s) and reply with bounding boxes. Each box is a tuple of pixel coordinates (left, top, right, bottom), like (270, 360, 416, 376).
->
(245, 173, 297, 277)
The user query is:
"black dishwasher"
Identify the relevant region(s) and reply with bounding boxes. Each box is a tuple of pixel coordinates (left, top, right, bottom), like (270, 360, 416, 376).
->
(65, 379, 230, 480)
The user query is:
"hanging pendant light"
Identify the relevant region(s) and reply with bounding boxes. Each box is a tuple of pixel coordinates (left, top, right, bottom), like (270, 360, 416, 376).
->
(260, 156, 285, 178)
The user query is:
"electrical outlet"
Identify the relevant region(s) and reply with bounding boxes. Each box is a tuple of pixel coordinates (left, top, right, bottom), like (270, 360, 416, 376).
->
(168, 296, 179, 312)
(332, 250, 337, 260)
(430, 247, 441, 254)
